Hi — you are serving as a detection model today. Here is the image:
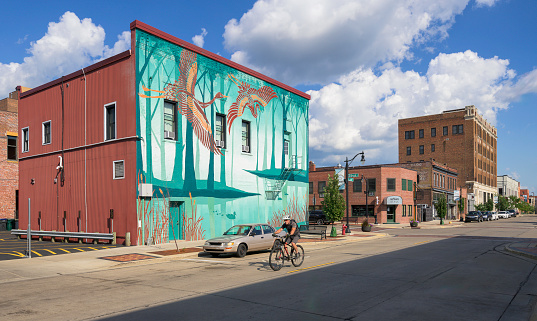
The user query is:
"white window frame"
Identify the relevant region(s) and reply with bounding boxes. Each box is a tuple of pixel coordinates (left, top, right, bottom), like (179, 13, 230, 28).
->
(42, 120, 51, 145)
(22, 127, 29, 153)
(104, 102, 117, 141)
(113, 160, 125, 180)
(163, 100, 177, 141)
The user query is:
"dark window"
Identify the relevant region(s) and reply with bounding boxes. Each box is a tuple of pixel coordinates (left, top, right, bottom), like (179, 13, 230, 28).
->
(419, 145, 424, 154)
(353, 179, 362, 193)
(309, 182, 313, 194)
(403, 205, 406, 217)
(318, 181, 326, 193)
(367, 178, 376, 192)
(105, 103, 116, 140)
(431, 144, 435, 152)
(431, 128, 436, 137)
(241, 120, 250, 153)
(164, 101, 177, 140)
(387, 178, 395, 191)
(443, 126, 448, 136)
(215, 113, 226, 148)
(22, 128, 29, 152)
(402, 179, 407, 191)
(42, 121, 51, 145)
(452, 124, 463, 135)
(351, 205, 374, 217)
(405, 130, 415, 139)
(113, 160, 124, 179)
(419, 129, 424, 138)
(7, 136, 17, 160)
(406, 146, 411, 155)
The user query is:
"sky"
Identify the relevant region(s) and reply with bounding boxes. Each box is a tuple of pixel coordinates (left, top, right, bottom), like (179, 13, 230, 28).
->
(0, 0, 535, 193)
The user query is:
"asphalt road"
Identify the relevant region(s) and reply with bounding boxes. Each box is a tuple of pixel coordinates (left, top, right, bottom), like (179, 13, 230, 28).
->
(1, 216, 537, 321)
(0, 231, 118, 260)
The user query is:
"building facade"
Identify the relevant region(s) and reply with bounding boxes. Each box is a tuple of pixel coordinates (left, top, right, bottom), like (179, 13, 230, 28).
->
(18, 21, 309, 245)
(398, 105, 497, 207)
(309, 162, 418, 225)
(497, 175, 519, 198)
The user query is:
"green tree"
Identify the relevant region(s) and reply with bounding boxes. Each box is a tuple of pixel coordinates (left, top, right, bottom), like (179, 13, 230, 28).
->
(435, 195, 447, 225)
(458, 197, 465, 215)
(517, 201, 534, 214)
(497, 196, 510, 211)
(322, 174, 346, 224)
(475, 203, 487, 211)
(508, 196, 521, 210)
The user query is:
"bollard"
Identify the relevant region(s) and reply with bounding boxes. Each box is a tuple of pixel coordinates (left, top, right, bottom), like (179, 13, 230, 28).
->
(125, 232, 131, 246)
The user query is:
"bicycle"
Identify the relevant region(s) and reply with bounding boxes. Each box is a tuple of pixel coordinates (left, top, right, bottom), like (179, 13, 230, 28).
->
(269, 234, 304, 271)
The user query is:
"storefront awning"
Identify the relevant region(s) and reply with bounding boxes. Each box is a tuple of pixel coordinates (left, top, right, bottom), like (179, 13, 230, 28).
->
(385, 196, 403, 205)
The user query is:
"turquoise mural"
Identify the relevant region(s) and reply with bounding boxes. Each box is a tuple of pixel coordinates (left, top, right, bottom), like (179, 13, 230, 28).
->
(135, 29, 309, 245)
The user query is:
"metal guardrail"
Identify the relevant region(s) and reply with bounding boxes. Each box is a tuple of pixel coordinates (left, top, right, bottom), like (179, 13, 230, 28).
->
(11, 229, 116, 244)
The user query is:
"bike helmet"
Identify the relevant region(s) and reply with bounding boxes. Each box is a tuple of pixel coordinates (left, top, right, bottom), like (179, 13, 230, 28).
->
(282, 215, 291, 220)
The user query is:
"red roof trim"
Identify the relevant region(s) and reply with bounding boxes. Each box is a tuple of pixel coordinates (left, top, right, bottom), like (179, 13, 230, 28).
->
(20, 50, 132, 99)
(130, 20, 310, 100)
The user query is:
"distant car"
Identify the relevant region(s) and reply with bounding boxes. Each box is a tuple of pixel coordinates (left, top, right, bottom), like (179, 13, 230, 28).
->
(465, 211, 484, 223)
(308, 210, 332, 225)
(497, 211, 509, 219)
(507, 209, 517, 217)
(203, 224, 278, 257)
(481, 211, 493, 221)
(490, 211, 499, 220)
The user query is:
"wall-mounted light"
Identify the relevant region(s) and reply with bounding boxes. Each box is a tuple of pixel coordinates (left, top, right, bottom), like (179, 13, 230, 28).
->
(31, 178, 35, 185)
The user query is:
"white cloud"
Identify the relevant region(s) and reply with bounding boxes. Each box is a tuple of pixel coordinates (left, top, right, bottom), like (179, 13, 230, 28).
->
(224, 0, 469, 86)
(192, 28, 208, 48)
(308, 50, 516, 165)
(474, 0, 500, 7)
(0, 11, 130, 98)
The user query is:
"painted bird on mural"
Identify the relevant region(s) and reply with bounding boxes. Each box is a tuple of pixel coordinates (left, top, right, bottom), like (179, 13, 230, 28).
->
(226, 74, 277, 133)
(139, 50, 226, 155)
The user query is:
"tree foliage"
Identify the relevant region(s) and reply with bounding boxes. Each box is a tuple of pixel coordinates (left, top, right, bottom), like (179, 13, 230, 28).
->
(435, 195, 447, 222)
(322, 174, 346, 223)
(458, 197, 465, 214)
(497, 196, 510, 211)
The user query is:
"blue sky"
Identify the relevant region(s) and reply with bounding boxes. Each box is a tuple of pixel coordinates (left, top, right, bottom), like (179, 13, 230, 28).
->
(1, 0, 535, 193)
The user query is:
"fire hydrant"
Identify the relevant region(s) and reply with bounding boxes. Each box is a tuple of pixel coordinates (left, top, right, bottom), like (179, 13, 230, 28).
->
(342, 224, 347, 235)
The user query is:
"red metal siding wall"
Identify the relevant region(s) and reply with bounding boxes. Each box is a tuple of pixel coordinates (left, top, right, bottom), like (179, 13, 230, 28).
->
(18, 53, 138, 244)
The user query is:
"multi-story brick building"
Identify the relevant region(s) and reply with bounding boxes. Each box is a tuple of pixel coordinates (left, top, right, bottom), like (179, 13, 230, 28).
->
(497, 175, 519, 198)
(0, 88, 29, 220)
(520, 189, 530, 203)
(309, 162, 417, 225)
(393, 160, 465, 221)
(398, 105, 497, 207)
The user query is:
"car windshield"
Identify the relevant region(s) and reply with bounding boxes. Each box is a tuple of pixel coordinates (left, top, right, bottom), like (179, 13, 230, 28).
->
(224, 225, 251, 236)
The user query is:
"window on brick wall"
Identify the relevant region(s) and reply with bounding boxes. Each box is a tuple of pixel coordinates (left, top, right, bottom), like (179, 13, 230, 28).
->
(408, 179, 413, 191)
(419, 129, 424, 138)
(431, 128, 436, 137)
(353, 179, 362, 192)
(402, 178, 407, 191)
(406, 146, 411, 155)
(387, 178, 396, 191)
(318, 181, 326, 197)
(431, 144, 435, 152)
(452, 124, 463, 135)
(419, 145, 424, 154)
(309, 182, 313, 194)
(405, 130, 415, 139)
(7, 136, 17, 160)
(443, 126, 448, 136)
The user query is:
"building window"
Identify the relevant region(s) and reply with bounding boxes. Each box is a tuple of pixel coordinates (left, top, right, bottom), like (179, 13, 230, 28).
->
(215, 113, 226, 148)
(406, 146, 411, 156)
(403, 205, 406, 217)
(284, 140, 289, 155)
(309, 182, 313, 194)
(113, 160, 125, 179)
(387, 178, 396, 192)
(419, 145, 424, 154)
(431, 144, 435, 152)
(105, 103, 116, 141)
(164, 101, 177, 140)
(318, 181, 326, 197)
(431, 128, 436, 137)
(42, 121, 51, 145)
(367, 178, 376, 192)
(408, 205, 412, 217)
(22, 127, 29, 153)
(419, 129, 424, 138)
(452, 124, 463, 135)
(408, 180, 413, 191)
(241, 120, 250, 153)
(402, 178, 407, 191)
(7, 136, 17, 160)
(443, 126, 448, 136)
(405, 130, 415, 139)
(353, 179, 362, 193)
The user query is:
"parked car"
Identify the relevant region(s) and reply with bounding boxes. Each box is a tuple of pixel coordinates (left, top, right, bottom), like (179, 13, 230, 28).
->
(481, 211, 493, 221)
(490, 211, 499, 220)
(497, 211, 509, 219)
(507, 209, 517, 217)
(465, 211, 484, 223)
(203, 223, 278, 257)
(308, 210, 332, 225)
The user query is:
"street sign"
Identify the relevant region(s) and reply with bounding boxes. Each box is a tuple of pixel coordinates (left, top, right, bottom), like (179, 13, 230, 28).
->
(348, 178, 354, 182)
(454, 190, 460, 201)
(494, 196, 498, 204)
(348, 173, 360, 178)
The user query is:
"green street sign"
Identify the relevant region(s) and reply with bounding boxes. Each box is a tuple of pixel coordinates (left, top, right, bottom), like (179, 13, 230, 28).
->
(348, 178, 354, 182)
(348, 173, 360, 178)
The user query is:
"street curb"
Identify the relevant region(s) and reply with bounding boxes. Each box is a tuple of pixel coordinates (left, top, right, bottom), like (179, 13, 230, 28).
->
(504, 243, 537, 261)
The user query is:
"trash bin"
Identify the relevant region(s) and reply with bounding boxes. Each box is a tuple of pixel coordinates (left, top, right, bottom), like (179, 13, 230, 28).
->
(0, 219, 6, 231)
(6, 219, 14, 231)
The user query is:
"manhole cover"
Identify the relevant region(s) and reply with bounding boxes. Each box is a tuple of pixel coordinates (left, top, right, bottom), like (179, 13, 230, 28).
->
(100, 253, 159, 262)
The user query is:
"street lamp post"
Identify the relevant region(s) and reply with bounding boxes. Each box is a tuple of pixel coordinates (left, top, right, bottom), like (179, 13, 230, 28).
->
(344, 151, 365, 234)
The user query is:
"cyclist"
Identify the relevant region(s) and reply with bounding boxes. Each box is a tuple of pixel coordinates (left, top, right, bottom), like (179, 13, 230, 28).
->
(273, 215, 300, 257)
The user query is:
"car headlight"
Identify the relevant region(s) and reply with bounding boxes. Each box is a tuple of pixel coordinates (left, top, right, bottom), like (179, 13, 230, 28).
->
(226, 242, 234, 246)
(204, 241, 210, 246)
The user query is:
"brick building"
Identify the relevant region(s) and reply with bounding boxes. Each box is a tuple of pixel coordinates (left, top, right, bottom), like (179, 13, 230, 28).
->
(0, 88, 29, 220)
(309, 162, 418, 225)
(393, 160, 466, 221)
(398, 105, 497, 207)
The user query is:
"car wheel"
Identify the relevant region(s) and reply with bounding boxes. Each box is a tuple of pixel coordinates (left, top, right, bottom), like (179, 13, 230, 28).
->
(316, 219, 324, 225)
(236, 243, 247, 258)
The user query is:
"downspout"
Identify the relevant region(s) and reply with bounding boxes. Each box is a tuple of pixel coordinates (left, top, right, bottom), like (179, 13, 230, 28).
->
(82, 68, 87, 235)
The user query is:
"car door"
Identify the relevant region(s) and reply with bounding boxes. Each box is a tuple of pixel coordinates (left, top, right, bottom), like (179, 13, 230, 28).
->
(248, 225, 265, 251)
(262, 225, 276, 249)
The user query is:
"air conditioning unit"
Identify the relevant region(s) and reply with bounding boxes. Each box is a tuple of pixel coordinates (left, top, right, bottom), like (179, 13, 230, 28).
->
(164, 131, 175, 140)
(242, 145, 250, 153)
(215, 140, 225, 148)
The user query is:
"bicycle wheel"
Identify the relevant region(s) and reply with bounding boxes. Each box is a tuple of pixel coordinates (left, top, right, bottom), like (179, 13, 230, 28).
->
(291, 245, 304, 267)
(269, 247, 284, 271)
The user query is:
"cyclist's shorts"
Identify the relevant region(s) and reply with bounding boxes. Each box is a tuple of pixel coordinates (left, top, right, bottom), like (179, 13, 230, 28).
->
(286, 234, 300, 244)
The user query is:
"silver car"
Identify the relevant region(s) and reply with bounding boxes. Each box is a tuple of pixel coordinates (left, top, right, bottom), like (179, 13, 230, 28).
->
(203, 224, 278, 257)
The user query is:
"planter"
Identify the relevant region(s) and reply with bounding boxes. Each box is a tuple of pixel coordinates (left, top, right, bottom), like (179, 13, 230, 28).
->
(410, 222, 418, 228)
(361, 225, 372, 232)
